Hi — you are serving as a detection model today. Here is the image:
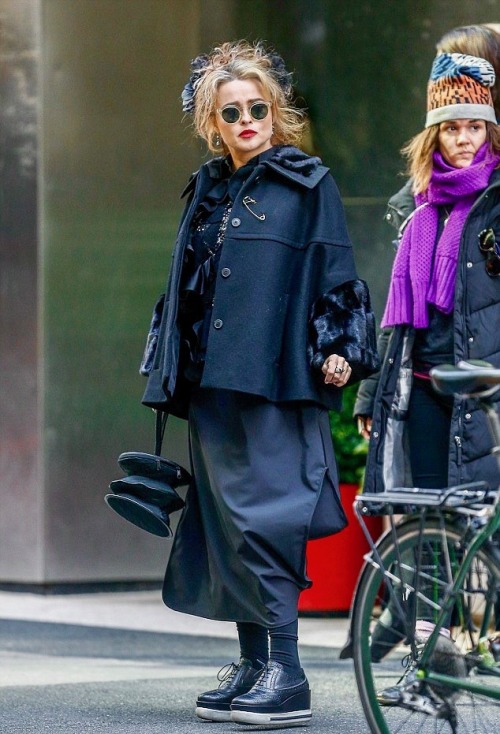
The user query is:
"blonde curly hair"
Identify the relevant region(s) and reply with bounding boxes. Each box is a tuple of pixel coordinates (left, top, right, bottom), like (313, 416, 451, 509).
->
(184, 40, 306, 154)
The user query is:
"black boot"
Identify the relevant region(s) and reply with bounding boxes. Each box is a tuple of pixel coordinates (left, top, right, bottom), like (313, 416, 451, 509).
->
(195, 657, 265, 722)
(230, 660, 311, 726)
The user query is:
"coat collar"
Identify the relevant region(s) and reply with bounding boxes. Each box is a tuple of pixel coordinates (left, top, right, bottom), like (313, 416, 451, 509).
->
(386, 179, 414, 226)
(487, 167, 500, 188)
(262, 145, 329, 189)
(180, 145, 329, 198)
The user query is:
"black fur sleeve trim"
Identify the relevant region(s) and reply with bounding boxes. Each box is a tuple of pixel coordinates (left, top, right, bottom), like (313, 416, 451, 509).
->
(307, 279, 380, 383)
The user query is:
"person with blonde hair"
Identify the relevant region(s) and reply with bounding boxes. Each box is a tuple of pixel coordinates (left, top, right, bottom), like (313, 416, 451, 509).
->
(341, 22, 500, 672)
(357, 23, 500, 450)
(355, 53, 500, 702)
(140, 40, 378, 725)
(382, 23, 500, 249)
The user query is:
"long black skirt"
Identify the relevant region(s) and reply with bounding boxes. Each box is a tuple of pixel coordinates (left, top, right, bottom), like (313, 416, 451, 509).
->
(162, 389, 347, 628)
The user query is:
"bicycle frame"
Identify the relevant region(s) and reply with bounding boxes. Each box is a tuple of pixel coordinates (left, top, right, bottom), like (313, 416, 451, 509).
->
(420, 393, 500, 702)
(352, 376, 500, 732)
(355, 501, 500, 702)
(417, 505, 500, 702)
(351, 363, 500, 734)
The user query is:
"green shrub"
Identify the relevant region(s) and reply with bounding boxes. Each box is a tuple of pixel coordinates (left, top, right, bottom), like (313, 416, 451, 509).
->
(329, 383, 368, 486)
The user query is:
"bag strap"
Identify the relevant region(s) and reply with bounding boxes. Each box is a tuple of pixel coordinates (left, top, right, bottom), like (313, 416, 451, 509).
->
(155, 411, 168, 456)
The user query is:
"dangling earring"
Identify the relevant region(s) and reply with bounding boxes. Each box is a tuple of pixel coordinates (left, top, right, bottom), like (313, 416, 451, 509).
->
(213, 132, 221, 147)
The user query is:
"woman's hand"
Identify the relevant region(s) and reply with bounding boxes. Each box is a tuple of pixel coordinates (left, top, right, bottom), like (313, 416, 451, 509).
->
(321, 354, 351, 386)
(357, 415, 372, 440)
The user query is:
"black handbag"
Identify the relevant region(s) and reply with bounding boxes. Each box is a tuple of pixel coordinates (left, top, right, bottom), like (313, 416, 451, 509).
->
(117, 452, 191, 488)
(104, 412, 190, 537)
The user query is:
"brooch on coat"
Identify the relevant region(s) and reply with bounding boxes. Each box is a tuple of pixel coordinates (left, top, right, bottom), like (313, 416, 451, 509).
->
(243, 196, 266, 221)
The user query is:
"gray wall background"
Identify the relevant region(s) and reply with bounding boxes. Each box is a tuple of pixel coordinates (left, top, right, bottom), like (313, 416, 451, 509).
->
(1, 0, 497, 585)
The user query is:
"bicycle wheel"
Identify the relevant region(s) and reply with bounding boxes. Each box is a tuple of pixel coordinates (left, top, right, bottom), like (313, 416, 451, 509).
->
(353, 516, 500, 734)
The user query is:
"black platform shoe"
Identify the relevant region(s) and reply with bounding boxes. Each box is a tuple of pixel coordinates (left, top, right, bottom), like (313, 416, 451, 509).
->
(195, 657, 265, 722)
(230, 660, 311, 726)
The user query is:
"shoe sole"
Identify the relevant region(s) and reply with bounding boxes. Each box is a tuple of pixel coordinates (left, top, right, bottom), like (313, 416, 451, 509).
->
(195, 706, 232, 722)
(377, 697, 399, 707)
(476, 664, 500, 677)
(231, 708, 312, 725)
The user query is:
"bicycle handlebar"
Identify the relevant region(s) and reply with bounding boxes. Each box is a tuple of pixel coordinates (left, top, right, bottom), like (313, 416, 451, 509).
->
(430, 360, 500, 398)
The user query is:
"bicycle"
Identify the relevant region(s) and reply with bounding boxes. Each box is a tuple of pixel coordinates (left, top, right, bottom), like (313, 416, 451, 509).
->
(350, 360, 500, 734)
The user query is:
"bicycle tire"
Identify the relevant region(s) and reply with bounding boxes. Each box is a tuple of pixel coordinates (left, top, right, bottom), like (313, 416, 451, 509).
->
(352, 516, 500, 734)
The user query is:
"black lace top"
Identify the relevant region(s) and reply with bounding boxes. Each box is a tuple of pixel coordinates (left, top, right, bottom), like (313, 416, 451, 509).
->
(178, 148, 275, 383)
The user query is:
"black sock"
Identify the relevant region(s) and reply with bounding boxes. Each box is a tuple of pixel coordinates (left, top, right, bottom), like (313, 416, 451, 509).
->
(269, 619, 301, 674)
(236, 622, 269, 667)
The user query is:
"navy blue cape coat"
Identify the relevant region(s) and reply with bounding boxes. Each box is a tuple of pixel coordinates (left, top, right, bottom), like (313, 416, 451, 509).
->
(142, 145, 378, 418)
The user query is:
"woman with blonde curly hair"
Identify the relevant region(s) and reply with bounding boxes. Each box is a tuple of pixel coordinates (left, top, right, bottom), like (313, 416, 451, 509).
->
(139, 40, 378, 725)
(190, 42, 305, 154)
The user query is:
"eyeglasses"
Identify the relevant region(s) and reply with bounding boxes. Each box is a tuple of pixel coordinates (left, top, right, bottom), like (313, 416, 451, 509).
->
(216, 101, 271, 124)
(478, 228, 500, 277)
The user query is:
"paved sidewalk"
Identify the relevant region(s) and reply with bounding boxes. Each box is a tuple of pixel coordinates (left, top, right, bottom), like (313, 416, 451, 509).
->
(0, 591, 364, 734)
(0, 589, 350, 646)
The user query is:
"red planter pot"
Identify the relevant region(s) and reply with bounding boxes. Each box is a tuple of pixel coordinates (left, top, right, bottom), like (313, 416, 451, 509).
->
(298, 483, 382, 615)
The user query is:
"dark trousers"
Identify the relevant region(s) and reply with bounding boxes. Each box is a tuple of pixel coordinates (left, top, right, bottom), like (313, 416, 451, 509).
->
(407, 376, 453, 622)
(408, 376, 453, 489)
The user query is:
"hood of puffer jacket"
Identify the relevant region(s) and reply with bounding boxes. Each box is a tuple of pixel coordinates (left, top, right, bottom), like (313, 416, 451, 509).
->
(384, 179, 415, 233)
(180, 145, 330, 199)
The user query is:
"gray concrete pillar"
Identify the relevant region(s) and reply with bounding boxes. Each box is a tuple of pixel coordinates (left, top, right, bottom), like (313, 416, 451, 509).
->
(0, 0, 217, 585)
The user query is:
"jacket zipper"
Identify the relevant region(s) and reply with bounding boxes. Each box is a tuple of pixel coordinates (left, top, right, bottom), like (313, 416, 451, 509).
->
(451, 178, 500, 479)
(457, 178, 500, 354)
(454, 431, 462, 474)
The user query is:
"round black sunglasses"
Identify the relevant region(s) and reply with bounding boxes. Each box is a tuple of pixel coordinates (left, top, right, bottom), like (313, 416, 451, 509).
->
(217, 101, 271, 124)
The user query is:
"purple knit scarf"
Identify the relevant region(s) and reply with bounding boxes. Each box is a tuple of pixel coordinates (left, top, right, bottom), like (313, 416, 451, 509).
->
(381, 143, 500, 328)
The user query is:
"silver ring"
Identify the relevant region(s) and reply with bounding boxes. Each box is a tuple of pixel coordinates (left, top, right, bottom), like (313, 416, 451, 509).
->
(335, 366, 344, 373)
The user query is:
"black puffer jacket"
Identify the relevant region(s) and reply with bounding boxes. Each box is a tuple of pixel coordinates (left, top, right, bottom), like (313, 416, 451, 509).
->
(356, 170, 500, 492)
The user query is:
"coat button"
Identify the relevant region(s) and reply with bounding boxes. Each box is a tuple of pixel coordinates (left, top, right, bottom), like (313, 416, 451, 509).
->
(468, 336, 474, 343)
(467, 261, 473, 268)
(213, 319, 223, 329)
(221, 267, 231, 278)
(231, 217, 241, 227)
(373, 431, 379, 438)
(465, 413, 472, 420)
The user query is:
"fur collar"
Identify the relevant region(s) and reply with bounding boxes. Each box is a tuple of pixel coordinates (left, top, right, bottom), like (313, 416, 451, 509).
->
(181, 145, 329, 198)
(264, 145, 329, 189)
